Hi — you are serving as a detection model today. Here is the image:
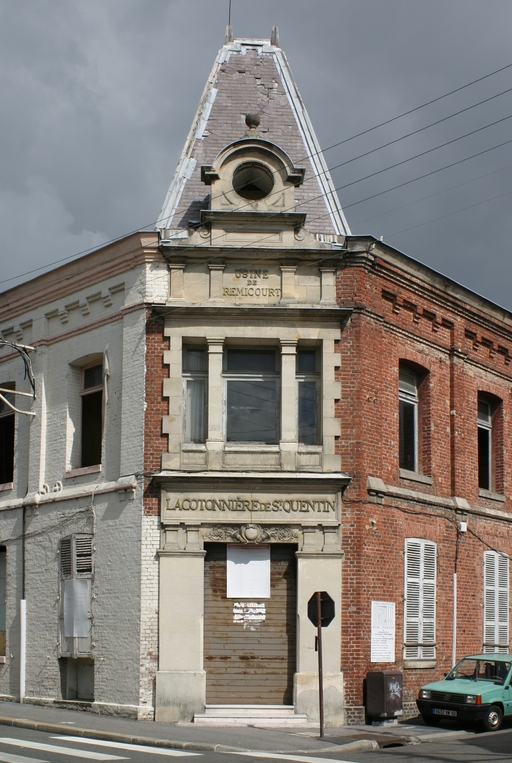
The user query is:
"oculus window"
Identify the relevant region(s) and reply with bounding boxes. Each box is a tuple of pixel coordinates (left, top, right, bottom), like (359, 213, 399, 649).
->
(233, 162, 274, 200)
(225, 348, 279, 443)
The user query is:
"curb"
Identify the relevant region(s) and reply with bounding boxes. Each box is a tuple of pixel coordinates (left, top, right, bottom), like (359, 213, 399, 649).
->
(0, 716, 248, 753)
(329, 740, 380, 751)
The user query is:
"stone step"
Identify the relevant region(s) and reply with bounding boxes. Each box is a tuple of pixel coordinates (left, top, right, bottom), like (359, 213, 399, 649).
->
(193, 704, 311, 726)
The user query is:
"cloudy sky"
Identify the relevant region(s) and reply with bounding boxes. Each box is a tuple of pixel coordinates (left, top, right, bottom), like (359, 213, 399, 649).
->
(1, 0, 512, 309)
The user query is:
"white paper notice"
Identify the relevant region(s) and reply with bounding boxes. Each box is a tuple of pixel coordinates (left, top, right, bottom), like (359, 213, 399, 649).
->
(370, 601, 395, 663)
(63, 578, 90, 638)
(226, 545, 270, 598)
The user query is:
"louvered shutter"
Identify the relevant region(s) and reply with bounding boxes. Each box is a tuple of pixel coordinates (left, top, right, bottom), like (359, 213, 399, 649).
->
(59, 535, 93, 658)
(484, 551, 509, 653)
(404, 539, 436, 660)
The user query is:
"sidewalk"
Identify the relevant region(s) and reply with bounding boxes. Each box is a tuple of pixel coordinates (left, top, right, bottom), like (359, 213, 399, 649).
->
(0, 700, 471, 754)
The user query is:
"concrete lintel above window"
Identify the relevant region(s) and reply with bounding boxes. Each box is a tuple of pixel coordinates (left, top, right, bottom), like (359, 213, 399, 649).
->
(478, 488, 506, 502)
(399, 469, 433, 486)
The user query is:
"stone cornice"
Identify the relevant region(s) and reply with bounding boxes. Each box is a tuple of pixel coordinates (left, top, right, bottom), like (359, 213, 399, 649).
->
(0, 233, 160, 325)
(153, 304, 352, 322)
(367, 475, 511, 523)
(345, 236, 512, 336)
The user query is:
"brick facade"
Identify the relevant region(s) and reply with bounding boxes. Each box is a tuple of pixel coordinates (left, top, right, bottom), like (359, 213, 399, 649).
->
(338, 238, 512, 720)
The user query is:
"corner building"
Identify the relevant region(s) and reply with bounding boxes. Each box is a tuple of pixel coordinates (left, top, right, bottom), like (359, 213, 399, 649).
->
(1, 29, 512, 726)
(148, 30, 512, 724)
(149, 30, 351, 724)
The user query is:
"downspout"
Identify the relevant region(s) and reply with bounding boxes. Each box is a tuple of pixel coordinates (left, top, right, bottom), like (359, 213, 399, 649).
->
(20, 506, 26, 703)
(452, 529, 462, 668)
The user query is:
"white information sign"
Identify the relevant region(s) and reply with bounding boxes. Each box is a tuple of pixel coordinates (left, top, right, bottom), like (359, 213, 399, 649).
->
(370, 601, 395, 663)
(63, 578, 90, 638)
(227, 545, 270, 598)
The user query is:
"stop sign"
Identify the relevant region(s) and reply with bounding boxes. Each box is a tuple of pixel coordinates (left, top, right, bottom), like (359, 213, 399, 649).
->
(307, 591, 335, 627)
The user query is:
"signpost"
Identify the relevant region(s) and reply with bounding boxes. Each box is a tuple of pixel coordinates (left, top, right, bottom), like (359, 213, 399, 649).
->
(307, 591, 335, 738)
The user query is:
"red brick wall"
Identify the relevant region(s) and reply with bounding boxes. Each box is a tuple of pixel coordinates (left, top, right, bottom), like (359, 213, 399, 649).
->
(144, 310, 169, 516)
(337, 243, 512, 719)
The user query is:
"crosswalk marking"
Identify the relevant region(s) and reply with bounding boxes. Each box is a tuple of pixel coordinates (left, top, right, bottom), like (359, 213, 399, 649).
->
(0, 752, 48, 763)
(0, 738, 127, 761)
(226, 753, 357, 763)
(52, 736, 202, 757)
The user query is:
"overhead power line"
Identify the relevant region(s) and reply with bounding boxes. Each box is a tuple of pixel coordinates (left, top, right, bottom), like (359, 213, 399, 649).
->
(3, 62, 512, 287)
(385, 188, 512, 240)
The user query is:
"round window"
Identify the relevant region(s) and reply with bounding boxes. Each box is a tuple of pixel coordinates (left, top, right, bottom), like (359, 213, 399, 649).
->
(233, 162, 274, 200)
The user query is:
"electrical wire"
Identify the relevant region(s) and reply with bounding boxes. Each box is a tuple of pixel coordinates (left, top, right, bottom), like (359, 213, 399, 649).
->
(385, 188, 512, 240)
(353, 162, 512, 227)
(4, 62, 512, 287)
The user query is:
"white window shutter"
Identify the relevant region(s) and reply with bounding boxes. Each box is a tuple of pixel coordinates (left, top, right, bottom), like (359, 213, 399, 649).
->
(484, 550, 509, 653)
(405, 539, 437, 660)
(59, 534, 93, 658)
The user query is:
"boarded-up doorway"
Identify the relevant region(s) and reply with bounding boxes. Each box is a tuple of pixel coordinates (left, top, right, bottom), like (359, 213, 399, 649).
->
(204, 543, 296, 704)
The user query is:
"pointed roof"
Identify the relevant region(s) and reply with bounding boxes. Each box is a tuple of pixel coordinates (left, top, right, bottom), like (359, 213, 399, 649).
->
(156, 31, 350, 237)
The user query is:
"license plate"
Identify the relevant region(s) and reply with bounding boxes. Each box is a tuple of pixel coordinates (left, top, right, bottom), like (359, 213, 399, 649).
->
(433, 708, 457, 717)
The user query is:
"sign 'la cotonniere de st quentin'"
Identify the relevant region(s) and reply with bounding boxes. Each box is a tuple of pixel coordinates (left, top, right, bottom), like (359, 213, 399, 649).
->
(161, 493, 340, 524)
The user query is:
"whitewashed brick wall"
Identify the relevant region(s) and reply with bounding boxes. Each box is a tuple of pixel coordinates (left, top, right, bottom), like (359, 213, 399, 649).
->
(138, 515, 159, 717)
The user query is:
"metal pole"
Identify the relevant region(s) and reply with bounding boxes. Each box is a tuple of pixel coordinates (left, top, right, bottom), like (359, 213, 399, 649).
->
(20, 505, 26, 703)
(20, 599, 26, 703)
(316, 591, 324, 737)
(452, 572, 457, 667)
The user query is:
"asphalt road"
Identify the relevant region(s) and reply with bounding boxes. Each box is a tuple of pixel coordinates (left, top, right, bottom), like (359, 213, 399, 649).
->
(1, 726, 512, 763)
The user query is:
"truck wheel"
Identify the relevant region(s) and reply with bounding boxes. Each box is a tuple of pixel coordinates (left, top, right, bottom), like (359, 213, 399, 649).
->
(422, 715, 440, 726)
(482, 705, 503, 732)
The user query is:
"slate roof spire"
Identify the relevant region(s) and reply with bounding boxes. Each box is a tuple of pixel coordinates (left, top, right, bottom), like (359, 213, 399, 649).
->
(156, 29, 350, 237)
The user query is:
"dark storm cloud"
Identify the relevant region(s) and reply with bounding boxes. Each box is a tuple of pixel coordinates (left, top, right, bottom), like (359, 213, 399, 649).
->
(1, 0, 511, 308)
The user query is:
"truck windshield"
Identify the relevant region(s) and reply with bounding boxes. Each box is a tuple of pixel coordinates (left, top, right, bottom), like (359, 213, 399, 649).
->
(447, 658, 511, 684)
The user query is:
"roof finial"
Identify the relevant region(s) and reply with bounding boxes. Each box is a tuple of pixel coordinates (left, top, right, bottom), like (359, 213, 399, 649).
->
(225, 24, 233, 43)
(271, 26, 279, 46)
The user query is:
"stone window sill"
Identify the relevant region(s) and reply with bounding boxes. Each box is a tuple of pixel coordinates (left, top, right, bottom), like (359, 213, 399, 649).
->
(224, 444, 280, 452)
(181, 443, 206, 451)
(399, 469, 433, 486)
(478, 488, 506, 502)
(0, 657, 6, 664)
(403, 659, 437, 670)
(64, 465, 102, 479)
(0, 483, 13, 493)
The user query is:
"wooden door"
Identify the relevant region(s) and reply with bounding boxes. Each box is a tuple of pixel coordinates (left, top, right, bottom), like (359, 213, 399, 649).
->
(204, 543, 296, 704)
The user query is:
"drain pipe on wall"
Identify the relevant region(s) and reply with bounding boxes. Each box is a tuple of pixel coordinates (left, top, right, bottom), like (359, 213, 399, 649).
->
(20, 505, 26, 703)
(453, 521, 467, 667)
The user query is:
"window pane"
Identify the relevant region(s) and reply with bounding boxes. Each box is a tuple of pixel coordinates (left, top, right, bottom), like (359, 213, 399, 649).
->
(183, 347, 206, 372)
(400, 399, 416, 470)
(478, 426, 491, 489)
(226, 349, 276, 373)
(0, 415, 14, 484)
(399, 367, 417, 397)
(478, 399, 491, 425)
(298, 381, 318, 444)
(83, 364, 103, 390)
(227, 380, 278, 442)
(0, 384, 15, 415)
(81, 390, 102, 467)
(296, 350, 317, 374)
(186, 379, 206, 442)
